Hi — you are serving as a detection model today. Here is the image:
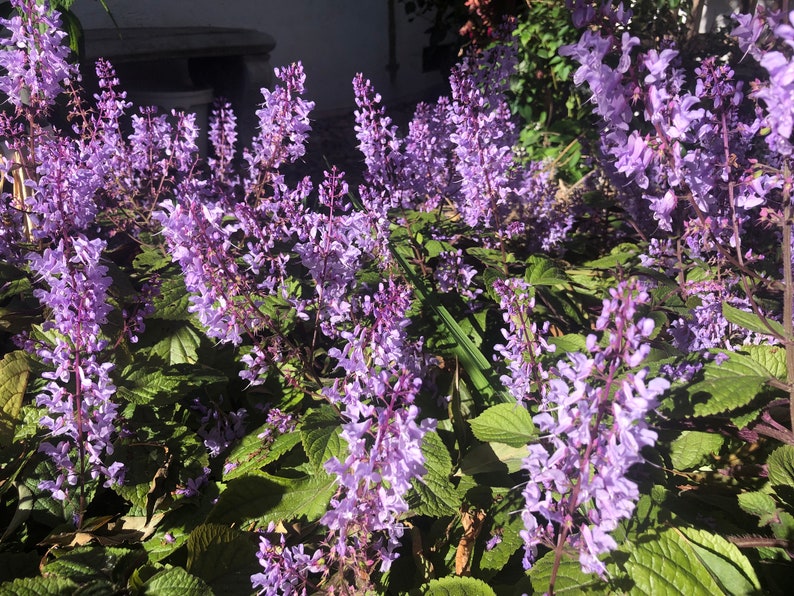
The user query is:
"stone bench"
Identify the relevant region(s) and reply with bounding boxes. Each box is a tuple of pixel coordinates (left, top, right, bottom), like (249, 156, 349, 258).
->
(80, 27, 277, 144)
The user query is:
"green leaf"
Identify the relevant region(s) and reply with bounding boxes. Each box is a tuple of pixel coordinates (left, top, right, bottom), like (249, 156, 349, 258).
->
(420, 575, 497, 595)
(625, 527, 724, 595)
(24, 460, 95, 525)
(133, 246, 173, 273)
(679, 351, 773, 417)
(142, 566, 214, 595)
(459, 442, 527, 475)
(676, 527, 761, 595)
(259, 474, 337, 524)
(116, 366, 190, 406)
(528, 549, 605, 594)
(583, 243, 640, 269)
(300, 406, 345, 471)
(41, 546, 143, 586)
(151, 324, 201, 365)
(0, 351, 30, 447)
(468, 403, 537, 448)
(390, 241, 506, 404)
(116, 365, 225, 406)
(744, 345, 787, 380)
(207, 475, 287, 524)
(0, 576, 78, 595)
(224, 426, 302, 480)
(186, 524, 258, 592)
(410, 430, 457, 517)
(668, 431, 724, 470)
(767, 445, 794, 507)
(525, 255, 570, 286)
(737, 491, 779, 527)
(547, 333, 588, 355)
(151, 274, 191, 321)
(207, 473, 335, 525)
(478, 494, 525, 577)
(722, 303, 785, 339)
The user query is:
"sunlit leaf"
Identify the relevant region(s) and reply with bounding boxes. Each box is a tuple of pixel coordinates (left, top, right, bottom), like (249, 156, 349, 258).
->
(468, 403, 537, 447)
(0, 351, 29, 447)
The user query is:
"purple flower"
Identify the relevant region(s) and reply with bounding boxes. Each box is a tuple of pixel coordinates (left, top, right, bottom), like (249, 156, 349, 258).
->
(244, 63, 314, 194)
(191, 397, 247, 458)
(0, 0, 75, 111)
(320, 280, 435, 578)
(28, 236, 122, 503)
(519, 280, 669, 575)
(433, 249, 481, 299)
(494, 278, 555, 403)
(251, 523, 325, 596)
(208, 99, 239, 182)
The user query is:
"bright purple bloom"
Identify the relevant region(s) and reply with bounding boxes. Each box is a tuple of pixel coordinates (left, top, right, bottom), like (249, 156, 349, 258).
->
(29, 236, 122, 502)
(251, 523, 325, 596)
(518, 281, 668, 575)
(321, 280, 435, 578)
(0, 0, 75, 111)
(494, 278, 555, 403)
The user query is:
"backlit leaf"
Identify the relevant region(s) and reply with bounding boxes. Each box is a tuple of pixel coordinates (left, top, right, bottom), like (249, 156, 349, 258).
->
(468, 403, 537, 447)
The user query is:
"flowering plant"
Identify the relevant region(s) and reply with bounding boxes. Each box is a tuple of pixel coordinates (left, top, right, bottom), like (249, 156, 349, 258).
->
(0, 1, 793, 595)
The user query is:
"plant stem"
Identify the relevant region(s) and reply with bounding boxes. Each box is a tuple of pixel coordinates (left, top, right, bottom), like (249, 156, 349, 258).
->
(781, 161, 794, 432)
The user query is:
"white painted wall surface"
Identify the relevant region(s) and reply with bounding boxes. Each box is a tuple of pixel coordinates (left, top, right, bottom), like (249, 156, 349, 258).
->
(71, 0, 447, 115)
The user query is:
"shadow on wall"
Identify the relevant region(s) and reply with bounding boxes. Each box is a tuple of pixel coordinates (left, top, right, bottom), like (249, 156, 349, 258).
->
(72, 0, 448, 116)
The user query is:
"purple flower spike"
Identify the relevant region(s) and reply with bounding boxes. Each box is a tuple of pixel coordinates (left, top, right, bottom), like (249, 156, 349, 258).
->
(519, 280, 668, 575)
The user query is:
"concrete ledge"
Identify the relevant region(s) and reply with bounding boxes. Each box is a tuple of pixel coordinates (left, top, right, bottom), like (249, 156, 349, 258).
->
(83, 27, 276, 63)
(81, 27, 277, 142)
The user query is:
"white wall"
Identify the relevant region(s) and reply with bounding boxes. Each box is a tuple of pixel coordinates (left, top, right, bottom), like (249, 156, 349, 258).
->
(72, 0, 447, 115)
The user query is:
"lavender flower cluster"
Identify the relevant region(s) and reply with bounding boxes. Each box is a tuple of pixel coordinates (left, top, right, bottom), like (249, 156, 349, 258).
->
(561, 0, 791, 353)
(0, 0, 124, 507)
(353, 36, 575, 253)
(507, 280, 669, 575)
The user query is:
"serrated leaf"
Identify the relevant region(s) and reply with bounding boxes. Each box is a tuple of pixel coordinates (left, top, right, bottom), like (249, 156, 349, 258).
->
(548, 333, 588, 355)
(151, 324, 201, 365)
(116, 365, 225, 406)
(207, 473, 335, 525)
(468, 403, 537, 447)
(186, 524, 258, 591)
(669, 431, 724, 470)
(0, 576, 78, 595)
(420, 575, 497, 595)
(133, 246, 173, 273)
(525, 255, 569, 286)
(300, 406, 345, 471)
(744, 345, 787, 380)
(42, 546, 142, 585)
(0, 351, 29, 447)
(676, 527, 761, 595)
(151, 274, 191, 321)
(410, 430, 457, 517)
(767, 445, 794, 507)
(682, 351, 773, 417)
(528, 549, 605, 594)
(583, 242, 639, 269)
(116, 367, 191, 406)
(737, 491, 779, 527)
(259, 474, 337, 524)
(722, 303, 785, 338)
(478, 494, 525, 577)
(25, 460, 96, 525)
(625, 527, 723, 595)
(142, 566, 213, 595)
(224, 426, 302, 480)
